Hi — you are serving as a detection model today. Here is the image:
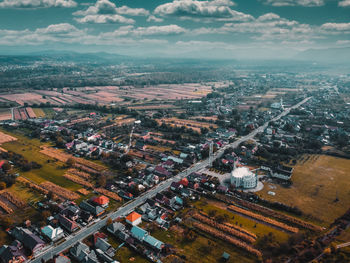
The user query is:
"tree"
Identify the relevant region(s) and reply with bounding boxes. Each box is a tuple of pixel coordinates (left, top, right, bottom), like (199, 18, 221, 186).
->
(0, 182, 6, 190)
(107, 217, 113, 225)
(98, 175, 107, 187)
(0, 217, 13, 228)
(66, 158, 76, 167)
(41, 210, 51, 221)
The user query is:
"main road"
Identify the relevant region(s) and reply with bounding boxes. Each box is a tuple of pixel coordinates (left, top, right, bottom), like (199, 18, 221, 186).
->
(31, 96, 311, 263)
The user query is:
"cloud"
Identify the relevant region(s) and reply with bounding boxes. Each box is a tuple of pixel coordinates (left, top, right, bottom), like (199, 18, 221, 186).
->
(74, 0, 149, 24)
(192, 12, 316, 42)
(0, 0, 77, 8)
(75, 14, 135, 24)
(339, 0, 350, 6)
(100, 25, 187, 38)
(321, 22, 350, 32)
(147, 15, 164, 22)
(154, 0, 253, 21)
(263, 0, 324, 7)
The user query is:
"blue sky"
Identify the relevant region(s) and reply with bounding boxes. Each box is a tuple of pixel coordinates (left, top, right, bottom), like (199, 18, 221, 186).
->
(0, 0, 349, 59)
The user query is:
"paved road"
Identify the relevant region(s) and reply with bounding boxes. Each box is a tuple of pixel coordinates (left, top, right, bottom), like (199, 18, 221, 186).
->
(31, 96, 311, 263)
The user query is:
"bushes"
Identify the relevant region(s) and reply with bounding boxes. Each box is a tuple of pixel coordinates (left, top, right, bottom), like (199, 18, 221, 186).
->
(193, 222, 262, 258)
(228, 205, 299, 234)
(193, 212, 256, 243)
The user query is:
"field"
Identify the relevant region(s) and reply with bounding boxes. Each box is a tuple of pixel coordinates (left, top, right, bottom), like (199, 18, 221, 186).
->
(32, 108, 46, 118)
(156, 117, 217, 133)
(258, 154, 350, 226)
(0, 131, 17, 144)
(0, 83, 217, 107)
(0, 108, 11, 121)
(0, 129, 80, 190)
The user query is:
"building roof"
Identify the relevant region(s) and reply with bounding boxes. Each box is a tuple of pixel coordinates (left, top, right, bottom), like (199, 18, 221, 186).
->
(92, 195, 109, 206)
(131, 226, 147, 241)
(126, 211, 141, 223)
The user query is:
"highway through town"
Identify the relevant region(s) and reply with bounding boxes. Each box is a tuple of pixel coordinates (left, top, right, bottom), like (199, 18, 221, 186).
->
(31, 96, 311, 263)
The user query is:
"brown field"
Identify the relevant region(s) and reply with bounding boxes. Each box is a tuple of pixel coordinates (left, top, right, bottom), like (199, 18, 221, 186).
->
(94, 188, 122, 202)
(40, 181, 80, 200)
(258, 154, 350, 226)
(157, 117, 217, 133)
(0, 93, 49, 105)
(63, 173, 94, 188)
(128, 104, 177, 110)
(25, 107, 36, 118)
(0, 131, 17, 144)
(0, 191, 26, 208)
(189, 116, 218, 121)
(77, 188, 90, 195)
(0, 108, 11, 121)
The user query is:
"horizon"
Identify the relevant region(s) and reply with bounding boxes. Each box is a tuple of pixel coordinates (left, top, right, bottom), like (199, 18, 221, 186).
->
(0, 0, 349, 60)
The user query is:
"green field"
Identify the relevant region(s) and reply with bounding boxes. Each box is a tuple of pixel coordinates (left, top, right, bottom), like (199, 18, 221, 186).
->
(150, 223, 256, 263)
(194, 200, 290, 243)
(258, 154, 350, 226)
(32, 108, 46, 118)
(0, 128, 80, 190)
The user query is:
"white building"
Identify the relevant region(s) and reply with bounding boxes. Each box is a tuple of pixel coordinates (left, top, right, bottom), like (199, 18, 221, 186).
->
(231, 167, 257, 189)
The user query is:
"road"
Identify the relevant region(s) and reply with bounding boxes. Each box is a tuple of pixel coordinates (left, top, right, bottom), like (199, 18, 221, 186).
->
(31, 96, 311, 263)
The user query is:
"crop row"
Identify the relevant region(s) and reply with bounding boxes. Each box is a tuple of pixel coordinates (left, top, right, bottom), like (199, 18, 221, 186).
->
(193, 222, 262, 258)
(66, 168, 91, 180)
(232, 198, 323, 232)
(0, 191, 26, 208)
(0, 199, 13, 214)
(40, 181, 80, 200)
(64, 173, 94, 188)
(94, 188, 122, 202)
(228, 205, 299, 233)
(193, 212, 256, 243)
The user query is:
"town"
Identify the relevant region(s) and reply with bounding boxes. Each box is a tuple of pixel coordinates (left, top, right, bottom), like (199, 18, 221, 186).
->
(0, 66, 349, 263)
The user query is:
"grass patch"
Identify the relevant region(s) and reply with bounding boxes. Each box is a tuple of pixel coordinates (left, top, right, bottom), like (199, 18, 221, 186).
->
(0, 128, 80, 191)
(32, 108, 45, 118)
(258, 154, 350, 226)
(194, 200, 289, 243)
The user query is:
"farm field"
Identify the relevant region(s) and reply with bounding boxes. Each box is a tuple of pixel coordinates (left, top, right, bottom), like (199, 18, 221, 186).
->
(194, 199, 290, 243)
(0, 130, 17, 144)
(258, 154, 350, 226)
(32, 108, 46, 118)
(156, 117, 217, 133)
(150, 223, 256, 263)
(0, 129, 80, 190)
(0, 108, 11, 121)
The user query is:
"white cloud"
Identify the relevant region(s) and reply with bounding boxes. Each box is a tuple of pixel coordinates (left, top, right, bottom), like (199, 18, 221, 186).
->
(100, 25, 187, 38)
(339, 0, 350, 7)
(75, 14, 135, 24)
(263, 0, 324, 7)
(73, 0, 148, 24)
(147, 15, 164, 23)
(0, 0, 77, 8)
(154, 0, 253, 21)
(192, 13, 316, 42)
(321, 22, 350, 32)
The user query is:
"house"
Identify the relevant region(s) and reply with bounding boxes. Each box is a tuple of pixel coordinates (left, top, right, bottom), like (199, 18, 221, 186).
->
(54, 254, 71, 263)
(130, 226, 165, 251)
(41, 225, 64, 242)
(80, 200, 105, 217)
(10, 227, 45, 256)
(80, 210, 93, 223)
(70, 242, 98, 263)
(126, 211, 142, 226)
(0, 241, 26, 263)
(58, 214, 79, 233)
(154, 166, 171, 178)
(92, 196, 109, 208)
(94, 235, 115, 257)
(107, 222, 125, 236)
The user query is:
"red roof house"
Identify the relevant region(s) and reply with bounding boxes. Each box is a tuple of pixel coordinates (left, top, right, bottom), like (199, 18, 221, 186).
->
(92, 196, 109, 207)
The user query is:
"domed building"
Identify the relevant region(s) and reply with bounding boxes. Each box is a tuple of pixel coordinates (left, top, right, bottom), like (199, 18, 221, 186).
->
(231, 167, 257, 189)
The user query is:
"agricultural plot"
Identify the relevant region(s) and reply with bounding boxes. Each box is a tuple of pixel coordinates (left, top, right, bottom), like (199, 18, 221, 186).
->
(40, 181, 80, 200)
(32, 108, 45, 118)
(0, 108, 11, 121)
(156, 117, 217, 133)
(258, 154, 350, 226)
(0, 131, 17, 144)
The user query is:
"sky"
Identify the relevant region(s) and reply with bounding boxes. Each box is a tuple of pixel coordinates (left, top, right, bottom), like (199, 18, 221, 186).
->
(0, 0, 349, 59)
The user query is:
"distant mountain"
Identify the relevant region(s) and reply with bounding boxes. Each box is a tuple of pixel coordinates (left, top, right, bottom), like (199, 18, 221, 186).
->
(295, 47, 350, 64)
